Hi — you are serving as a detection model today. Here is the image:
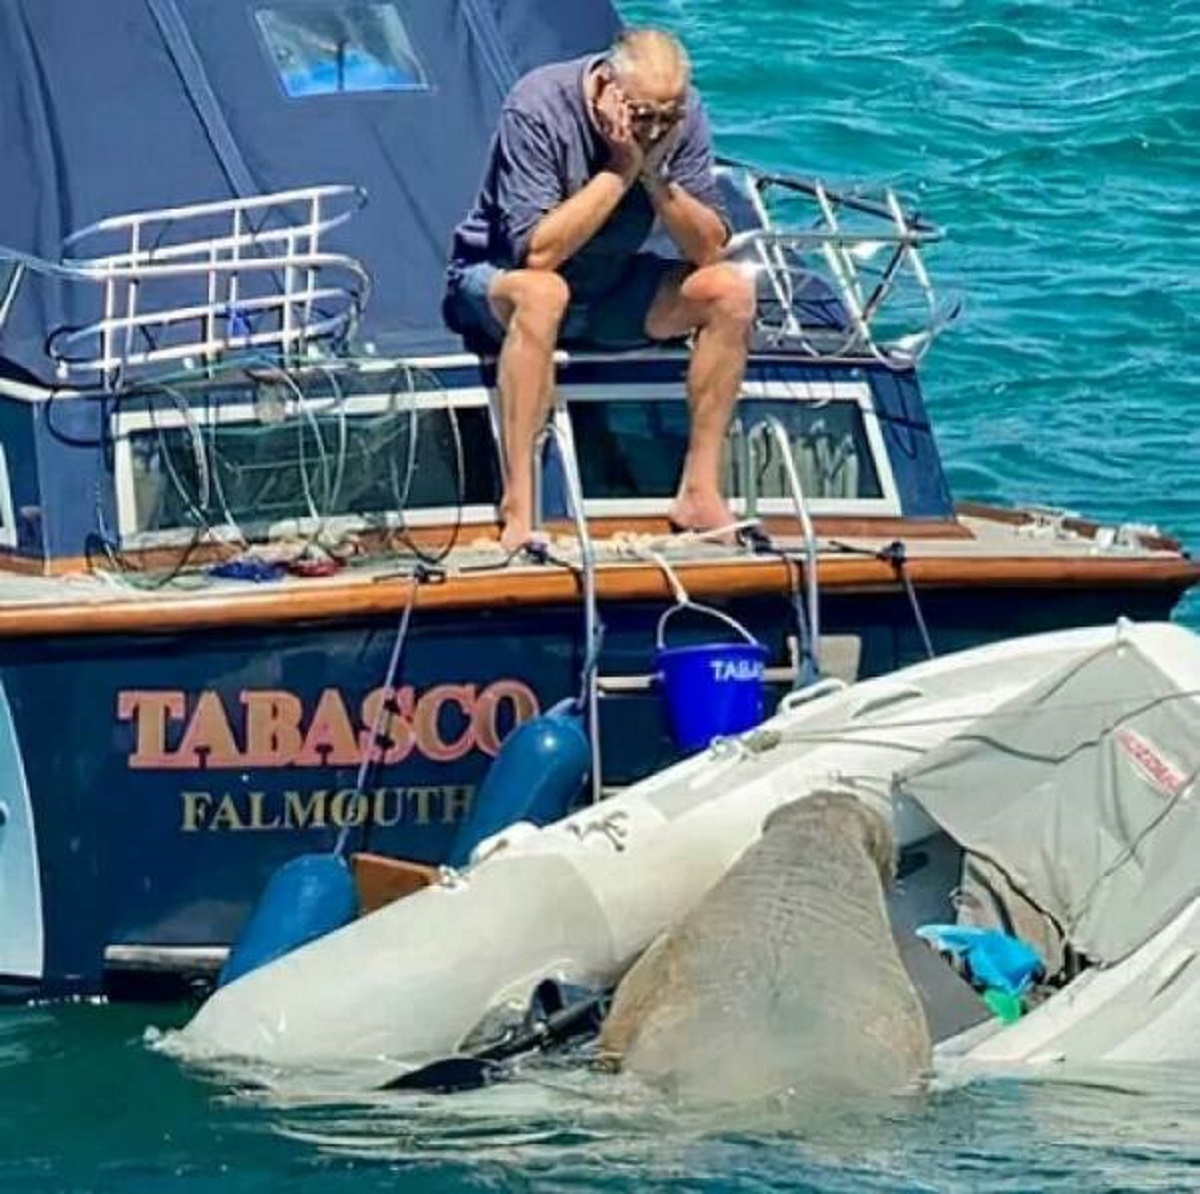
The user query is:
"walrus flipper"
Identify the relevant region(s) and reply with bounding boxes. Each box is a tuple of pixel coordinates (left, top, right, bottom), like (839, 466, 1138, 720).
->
(597, 931, 677, 1063)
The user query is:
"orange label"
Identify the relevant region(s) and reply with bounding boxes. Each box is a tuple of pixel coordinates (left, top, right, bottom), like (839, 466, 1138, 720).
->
(117, 681, 540, 770)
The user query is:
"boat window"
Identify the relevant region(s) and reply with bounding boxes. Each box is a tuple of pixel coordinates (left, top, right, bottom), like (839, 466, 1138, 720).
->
(123, 398, 499, 538)
(738, 401, 883, 502)
(254, 3, 430, 97)
(0, 445, 15, 548)
(566, 397, 883, 505)
(569, 400, 693, 503)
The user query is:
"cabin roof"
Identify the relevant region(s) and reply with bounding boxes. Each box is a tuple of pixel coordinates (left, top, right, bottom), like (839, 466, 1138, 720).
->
(0, 0, 622, 380)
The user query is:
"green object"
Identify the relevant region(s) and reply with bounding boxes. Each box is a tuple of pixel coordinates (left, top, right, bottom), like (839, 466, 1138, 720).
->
(984, 988, 1024, 1024)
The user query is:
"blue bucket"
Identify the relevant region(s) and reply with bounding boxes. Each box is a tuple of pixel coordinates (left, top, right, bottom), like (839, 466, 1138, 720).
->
(655, 602, 769, 753)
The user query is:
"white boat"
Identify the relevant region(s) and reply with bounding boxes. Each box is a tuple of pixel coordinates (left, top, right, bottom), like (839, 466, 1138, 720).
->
(170, 619, 1200, 1081)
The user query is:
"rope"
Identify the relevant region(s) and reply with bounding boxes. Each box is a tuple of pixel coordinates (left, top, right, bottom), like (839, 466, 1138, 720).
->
(334, 570, 423, 857)
(642, 548, 691, 607)
(830, 537, 935, 660)
(386, 365, 467, 567)
(94, 355, 470, 586)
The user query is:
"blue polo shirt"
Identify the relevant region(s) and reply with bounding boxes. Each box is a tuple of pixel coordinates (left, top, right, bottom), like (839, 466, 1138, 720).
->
(448, 55, 726, 299)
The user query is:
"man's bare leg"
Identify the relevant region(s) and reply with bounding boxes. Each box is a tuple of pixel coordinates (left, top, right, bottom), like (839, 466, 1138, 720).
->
(644, 263, 756, 531)
(487, 270, 571, 552)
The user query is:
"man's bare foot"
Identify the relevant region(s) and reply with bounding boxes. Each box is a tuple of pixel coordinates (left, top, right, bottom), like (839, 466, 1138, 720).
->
(499, 516, 549, 555)
(666, 494, 737, 536)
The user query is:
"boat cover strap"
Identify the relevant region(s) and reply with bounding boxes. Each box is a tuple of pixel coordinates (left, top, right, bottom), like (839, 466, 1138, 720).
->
(459, 0, 522, 93)
(145, 0, 258, 198)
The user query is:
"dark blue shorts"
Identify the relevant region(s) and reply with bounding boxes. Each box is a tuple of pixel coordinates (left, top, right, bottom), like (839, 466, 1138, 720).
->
(444, 253, 681, 351)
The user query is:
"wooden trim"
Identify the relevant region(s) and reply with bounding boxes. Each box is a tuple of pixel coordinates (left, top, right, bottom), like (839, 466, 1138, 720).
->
(956, 501, 1185, 554)
(0, 551, 57, 576)
(0, 552, 1196, 639)
(554, 515, 976, 542)
(1, 528, 485, 577)
(11, 507, 1183, 573)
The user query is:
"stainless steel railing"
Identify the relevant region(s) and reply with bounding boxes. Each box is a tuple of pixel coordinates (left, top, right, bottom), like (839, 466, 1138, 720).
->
(0, 184, 370, 388)
(722, 164, 960, 367)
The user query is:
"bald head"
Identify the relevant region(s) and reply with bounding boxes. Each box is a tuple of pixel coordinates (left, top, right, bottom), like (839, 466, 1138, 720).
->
(608, 28, 691, 103)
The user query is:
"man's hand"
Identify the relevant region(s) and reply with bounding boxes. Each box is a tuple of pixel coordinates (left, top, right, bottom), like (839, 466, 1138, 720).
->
(637, 123, 728, 266)
(594, 84, 644, 181)
(522, 79, 641, 271)
(640, 123, 682, 189)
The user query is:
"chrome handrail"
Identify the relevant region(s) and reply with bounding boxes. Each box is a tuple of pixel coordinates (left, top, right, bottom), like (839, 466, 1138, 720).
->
(722, 166, 959, 368)
(717, 157, 941, 235)
(0, 184, 370, 389)
(545, 404, 604, 806)
(61, 184, 364, 258)
(745, 416, 821, 684)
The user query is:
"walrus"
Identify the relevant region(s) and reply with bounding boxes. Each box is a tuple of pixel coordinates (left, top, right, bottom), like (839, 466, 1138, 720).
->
(597, 790, 932, 1106)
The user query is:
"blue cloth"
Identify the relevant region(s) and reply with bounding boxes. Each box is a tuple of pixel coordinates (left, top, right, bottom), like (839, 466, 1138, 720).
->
(447, 55, 727, 290)
(917, 924, 1045, 996)
(206, 558, 286, 583)
(444, 253, 679, 349)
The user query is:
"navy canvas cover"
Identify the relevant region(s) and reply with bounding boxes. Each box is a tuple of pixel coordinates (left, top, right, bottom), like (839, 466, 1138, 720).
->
(0, 0, 622, 381)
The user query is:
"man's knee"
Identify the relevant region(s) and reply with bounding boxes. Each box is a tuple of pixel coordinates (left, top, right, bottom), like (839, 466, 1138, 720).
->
(684, 263, 757, 330)
(496, 269, 571, 334)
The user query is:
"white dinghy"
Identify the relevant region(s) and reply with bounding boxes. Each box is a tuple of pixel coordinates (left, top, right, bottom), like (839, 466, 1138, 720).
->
(170, 620, 1200, 1081)
(901, 621, 1200, 1072)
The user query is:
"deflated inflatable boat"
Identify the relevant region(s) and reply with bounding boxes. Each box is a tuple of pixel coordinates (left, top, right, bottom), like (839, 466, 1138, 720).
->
(168, 620, 1200, 1080)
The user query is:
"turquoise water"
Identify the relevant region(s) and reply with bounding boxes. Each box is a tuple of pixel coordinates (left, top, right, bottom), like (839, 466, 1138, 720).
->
(3, 1, 1199, 1189)
(3, 1002, 1200, 1191)
(631, 0, 1199, 631)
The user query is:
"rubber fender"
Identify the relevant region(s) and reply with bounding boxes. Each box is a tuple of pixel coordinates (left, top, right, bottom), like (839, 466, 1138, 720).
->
(219, 853, 358, 987)
(448, 702, 589, 867)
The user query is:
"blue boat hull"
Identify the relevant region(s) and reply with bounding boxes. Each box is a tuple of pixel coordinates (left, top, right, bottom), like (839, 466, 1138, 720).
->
(0, 581, 1183, 1000)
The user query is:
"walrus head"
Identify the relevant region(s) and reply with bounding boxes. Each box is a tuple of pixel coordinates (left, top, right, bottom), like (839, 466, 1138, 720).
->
(761, 790, 897, 885)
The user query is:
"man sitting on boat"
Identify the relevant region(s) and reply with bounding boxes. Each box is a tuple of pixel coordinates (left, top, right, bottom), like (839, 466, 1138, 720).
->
(444, 27, 756, 552)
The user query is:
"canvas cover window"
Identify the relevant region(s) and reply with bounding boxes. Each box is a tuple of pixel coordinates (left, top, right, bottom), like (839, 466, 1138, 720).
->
(255, 3, 430, 97)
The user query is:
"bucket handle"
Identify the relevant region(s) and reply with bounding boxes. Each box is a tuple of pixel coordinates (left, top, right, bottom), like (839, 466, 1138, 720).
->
(655, 600, 762, 652)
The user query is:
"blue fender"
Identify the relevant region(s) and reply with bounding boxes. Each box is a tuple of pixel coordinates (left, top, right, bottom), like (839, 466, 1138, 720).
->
(447, 701, 589, 867)
(219, 853, 358, 987)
